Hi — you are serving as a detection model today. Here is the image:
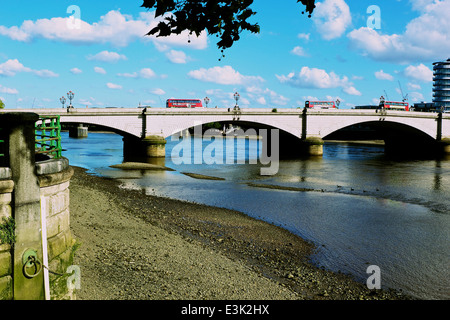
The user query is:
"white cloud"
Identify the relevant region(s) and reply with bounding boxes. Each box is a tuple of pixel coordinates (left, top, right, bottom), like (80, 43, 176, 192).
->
(117, 72, 138, 78)
(203, 87, 286, 107)
(277, 66, 361, 96)
(0, 84, 18, 94)
(139, 68, 157, 79)
(375, 70, 394, 81)
(302, 96, 319, 102)
(0, 10, 208, 49)
(117, 68, 157, 79)
(87, 50, 127, 63)
(408, 82, 422, 91)
(79, 99, 93, 106)
(348, 0, 450, 63)
(404, 63, 433, 82)
(150, 88, 166, 95)
(343, 86, 362, 96)
(0, 59, 31, 76)
(106, 82, 122, 90)
(166, 50, 188, 64)
(297, 33, 310, 41)
(70, 67, 82, 74)
(409, 0, 436, 11)
(0, 59, 58, 78)
(326, 95, 344, 102)
(94, 67, 107, 74)
(245, 86, 290, 106)
(291, 46, 308, 57)
(34, 69, 59, 78)
(256, 97, 267, 105)
(409, 91, 425, 102)
(188, 66, 264, 85)
(204, 89, 234, 106)
(313, 0, 352, 40)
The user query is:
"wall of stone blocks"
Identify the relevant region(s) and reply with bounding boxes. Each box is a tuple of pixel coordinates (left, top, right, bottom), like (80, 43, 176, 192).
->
(0, 162, 75, 300)
(0, 171, 13, 300)
(38, 166, 75, 300)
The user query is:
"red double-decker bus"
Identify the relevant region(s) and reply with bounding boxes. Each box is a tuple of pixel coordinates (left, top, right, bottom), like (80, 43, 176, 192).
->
(305, 101, 336, 109)
(380, 100, 409, 111)
(166, 99, 203, 108)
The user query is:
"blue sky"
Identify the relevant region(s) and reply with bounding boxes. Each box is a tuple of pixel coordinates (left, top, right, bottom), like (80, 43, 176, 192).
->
(0, 0, 449, 109)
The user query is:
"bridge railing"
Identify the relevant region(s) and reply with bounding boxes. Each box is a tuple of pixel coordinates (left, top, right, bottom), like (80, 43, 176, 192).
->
(35, 115, 62, 159)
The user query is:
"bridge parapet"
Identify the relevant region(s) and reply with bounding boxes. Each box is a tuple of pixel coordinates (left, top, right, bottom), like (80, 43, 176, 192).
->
(4, 108, 450, 157)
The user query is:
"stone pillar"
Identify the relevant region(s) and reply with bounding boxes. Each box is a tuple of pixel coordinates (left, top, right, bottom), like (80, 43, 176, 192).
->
(299, 107, 324, 157)
(0, 168, 13, 300)
(3, 113, 45, 300)
(69, 124, 88, 138)
(37, 159, 75, 300)
(301, 136, 324, 157)
(142, 135, 166, 158)
(123, 135, 167, 162)
(437, 137, 450, 155)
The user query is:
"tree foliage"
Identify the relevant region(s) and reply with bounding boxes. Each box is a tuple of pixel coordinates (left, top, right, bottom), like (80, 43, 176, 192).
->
(141, 0, 316, 53)
(0, 99, 4, 109)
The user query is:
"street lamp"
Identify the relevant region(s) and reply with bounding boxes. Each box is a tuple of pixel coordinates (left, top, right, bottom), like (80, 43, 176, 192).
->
(60, 96, 66, 109)
(233, 92, 240, 107)
(204, 97, 210, 108)
(336, 99, 340, 109)
(67, 91, 75, 108)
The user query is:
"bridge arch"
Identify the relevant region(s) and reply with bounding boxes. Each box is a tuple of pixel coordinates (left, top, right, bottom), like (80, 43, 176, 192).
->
(322, 120, 437, 142)
(167, 119, 302, 140)
(61, 121, 138, 139)
(166, 119, 319, 158)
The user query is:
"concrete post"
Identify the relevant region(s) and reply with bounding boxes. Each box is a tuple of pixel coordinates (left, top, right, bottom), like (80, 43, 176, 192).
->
(299, 108, 324, 156)
(142, 135, 166, 157)
(123, 135, 167, 162)
(437, 138, 450, 155)
(69, 124, 88, 138)
(435, 113, 450, 155)
(301, 136, 324, 156)
(2, 113, 45, 300)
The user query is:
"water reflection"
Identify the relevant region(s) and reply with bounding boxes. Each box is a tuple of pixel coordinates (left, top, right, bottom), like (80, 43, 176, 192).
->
(62, 132, 450, 299)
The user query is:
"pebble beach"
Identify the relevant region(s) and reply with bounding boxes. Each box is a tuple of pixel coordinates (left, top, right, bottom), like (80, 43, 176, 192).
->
(69, 166, 410, 300)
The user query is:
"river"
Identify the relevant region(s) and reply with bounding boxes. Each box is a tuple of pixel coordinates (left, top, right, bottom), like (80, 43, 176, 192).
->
(61, 131, 450, 300)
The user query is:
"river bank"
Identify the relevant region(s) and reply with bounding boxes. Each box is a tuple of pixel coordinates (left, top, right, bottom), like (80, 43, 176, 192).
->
(69, 166, 410, 300)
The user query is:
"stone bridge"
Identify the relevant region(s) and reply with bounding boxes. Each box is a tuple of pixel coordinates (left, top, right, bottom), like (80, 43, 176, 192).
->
(5, 107, 450, 157)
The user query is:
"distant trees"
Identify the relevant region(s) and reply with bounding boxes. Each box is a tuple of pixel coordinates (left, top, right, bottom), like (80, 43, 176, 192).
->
(0, 99, 4, 109)
(141, 0, 316, 53)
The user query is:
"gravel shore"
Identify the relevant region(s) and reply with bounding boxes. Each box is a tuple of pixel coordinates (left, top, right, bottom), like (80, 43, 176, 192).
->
(69, 166, 410, 300)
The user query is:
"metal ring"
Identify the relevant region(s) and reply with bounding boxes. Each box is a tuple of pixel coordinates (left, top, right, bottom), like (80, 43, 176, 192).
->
(23, 256, 42, 278)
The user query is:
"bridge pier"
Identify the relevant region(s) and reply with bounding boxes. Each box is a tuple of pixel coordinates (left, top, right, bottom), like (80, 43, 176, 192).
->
(276, 133, 324, 158)
(68, 124, 88, 138)
(300, 137, 324, 157)
(123, 135, 167, 161)
(437, 137, 450, 155)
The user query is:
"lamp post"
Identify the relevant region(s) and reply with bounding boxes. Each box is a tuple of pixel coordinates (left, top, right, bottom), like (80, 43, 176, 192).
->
(67, 91, 75, 108)
(232, 92, 241, 121)
(60, 96, 66, 109)
(336, 99, 340, 109)
(233, 92, 240, 107)
(204, 97, 210, 108)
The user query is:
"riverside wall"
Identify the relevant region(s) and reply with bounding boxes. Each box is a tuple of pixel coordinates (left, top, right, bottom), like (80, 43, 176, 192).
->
(0, 168, 13, 300)
(0, 112, 76, 300)
(0, 158, 75, 300)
